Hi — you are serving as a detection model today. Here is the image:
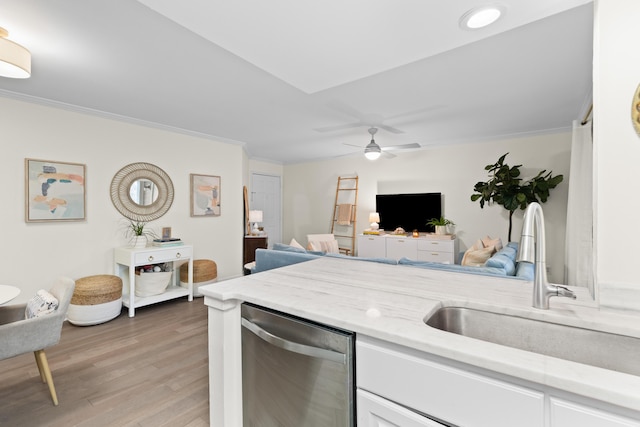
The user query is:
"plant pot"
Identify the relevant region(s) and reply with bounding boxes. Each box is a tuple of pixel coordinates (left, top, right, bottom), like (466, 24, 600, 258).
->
(132, 235, 147, 248)
(435, 225, 447, 235)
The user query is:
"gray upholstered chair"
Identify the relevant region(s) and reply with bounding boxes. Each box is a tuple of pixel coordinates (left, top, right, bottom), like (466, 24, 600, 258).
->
(0, 277, 75, 406)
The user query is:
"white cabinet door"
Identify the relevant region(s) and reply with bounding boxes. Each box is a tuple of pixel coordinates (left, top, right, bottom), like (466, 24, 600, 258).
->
(358, 390, 446, 427)
(358, 235, 386, 258)
(385, 238, 417, 260)
(357, 337, 544, 427)
(551, 398, 640, 427)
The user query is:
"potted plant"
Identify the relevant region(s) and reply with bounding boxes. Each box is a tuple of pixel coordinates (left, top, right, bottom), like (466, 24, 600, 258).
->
(426, 217, 455, 235)
(471, 153, 563, 241)
(124, 219, 157, 248)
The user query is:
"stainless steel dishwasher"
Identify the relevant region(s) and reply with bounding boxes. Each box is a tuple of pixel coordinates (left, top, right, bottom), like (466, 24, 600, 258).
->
(241, 303, 355, 427)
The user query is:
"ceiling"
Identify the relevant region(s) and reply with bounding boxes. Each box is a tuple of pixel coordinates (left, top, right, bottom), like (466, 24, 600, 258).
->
(0, 0, 593, 164)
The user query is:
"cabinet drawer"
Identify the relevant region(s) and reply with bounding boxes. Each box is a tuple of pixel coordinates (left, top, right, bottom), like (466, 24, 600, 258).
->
(417, 240, 454, 253)
(357, 337, 544, 427)
(550, 398, 640, 427)
(358, 389, 446, 427)
(416, 251, 453, 264)
(386, 238, 417, 260)
(134, 246, 193, 265)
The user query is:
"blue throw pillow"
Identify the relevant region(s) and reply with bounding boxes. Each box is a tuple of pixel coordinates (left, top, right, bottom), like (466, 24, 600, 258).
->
(485, 252, 516, 276)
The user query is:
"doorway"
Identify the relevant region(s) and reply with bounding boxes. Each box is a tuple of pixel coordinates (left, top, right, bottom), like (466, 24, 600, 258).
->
(250, 173, 282, 247)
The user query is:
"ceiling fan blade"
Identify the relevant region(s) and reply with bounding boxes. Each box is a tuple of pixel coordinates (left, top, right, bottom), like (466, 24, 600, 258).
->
(385, 104, 445, 121)
(342, 142, 364, 148)
(378, 124, 405, 134)
(326, 100, 365, 121)
(314, 122, 362, 133)
(381, 143, 421, 151)
(381, 151, 396, 159)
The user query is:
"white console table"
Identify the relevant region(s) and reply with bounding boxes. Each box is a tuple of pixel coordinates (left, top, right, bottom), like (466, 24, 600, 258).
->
(114, 245, 193, 317)
(357, 234, 458, 264)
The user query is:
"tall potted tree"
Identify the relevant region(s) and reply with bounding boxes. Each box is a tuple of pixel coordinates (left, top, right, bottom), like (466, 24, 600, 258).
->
(471, 153, 563, 241)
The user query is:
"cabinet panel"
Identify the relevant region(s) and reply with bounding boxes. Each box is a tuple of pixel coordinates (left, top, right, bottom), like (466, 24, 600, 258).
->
(385, 238, 417, 260)
(550, 398, 640, 427)
(358, 390, 446, 427)
(357, 337, 544, 427)
(357, 235, 386, 258)
(244, 236, 268, 265)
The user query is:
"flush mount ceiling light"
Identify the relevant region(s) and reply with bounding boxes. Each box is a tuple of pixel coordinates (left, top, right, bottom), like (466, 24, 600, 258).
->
(364, 128, 381, 160)
(0, 27, 31, 78)
(459, 5, 505, 30)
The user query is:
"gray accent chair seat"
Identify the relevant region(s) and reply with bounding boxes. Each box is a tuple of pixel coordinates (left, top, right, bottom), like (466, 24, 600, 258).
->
(0, 277, 75, 406)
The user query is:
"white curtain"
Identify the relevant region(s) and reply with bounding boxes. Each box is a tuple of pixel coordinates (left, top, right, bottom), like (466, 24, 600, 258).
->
(564, 120, 594, 291)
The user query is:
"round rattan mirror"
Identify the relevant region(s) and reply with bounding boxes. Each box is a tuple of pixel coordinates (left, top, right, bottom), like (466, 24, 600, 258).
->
(110, 162, 174, 221)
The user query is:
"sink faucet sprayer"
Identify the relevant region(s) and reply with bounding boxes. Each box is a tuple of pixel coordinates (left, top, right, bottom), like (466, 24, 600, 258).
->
(517, 202, 576, 309)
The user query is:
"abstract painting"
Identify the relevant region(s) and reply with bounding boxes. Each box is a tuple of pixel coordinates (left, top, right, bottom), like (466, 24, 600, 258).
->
(190, 174, 221, 217)
(25, 158, 86, 222)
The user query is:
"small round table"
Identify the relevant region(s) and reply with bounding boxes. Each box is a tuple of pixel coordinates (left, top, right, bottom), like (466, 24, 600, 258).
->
(0, 285, 20, 305)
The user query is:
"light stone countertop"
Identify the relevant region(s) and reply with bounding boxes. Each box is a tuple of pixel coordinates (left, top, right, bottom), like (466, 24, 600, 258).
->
(200, 256, 640, 414)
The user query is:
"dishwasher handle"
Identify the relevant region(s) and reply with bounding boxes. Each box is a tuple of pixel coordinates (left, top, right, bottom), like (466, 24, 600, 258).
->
(241, 318, 347, 364)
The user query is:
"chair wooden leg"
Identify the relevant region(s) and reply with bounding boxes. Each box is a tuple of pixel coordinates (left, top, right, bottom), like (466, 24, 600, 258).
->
(34, 350, 59, 406)
(33, 351, 46, 383)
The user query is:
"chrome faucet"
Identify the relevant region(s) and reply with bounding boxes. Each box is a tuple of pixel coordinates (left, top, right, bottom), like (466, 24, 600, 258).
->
(517, 202, 576, 309)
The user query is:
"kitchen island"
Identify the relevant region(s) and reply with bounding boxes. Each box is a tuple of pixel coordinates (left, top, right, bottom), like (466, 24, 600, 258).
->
(199, 256, 640, 426)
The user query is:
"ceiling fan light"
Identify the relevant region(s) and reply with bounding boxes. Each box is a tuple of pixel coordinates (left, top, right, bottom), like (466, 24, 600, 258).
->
(459, 5, 505, 30)
(364, 141, 381, 160)
(0, 28, 31, 79)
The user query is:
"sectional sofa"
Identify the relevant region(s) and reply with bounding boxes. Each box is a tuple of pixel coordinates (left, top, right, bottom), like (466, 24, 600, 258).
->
(252, 242, 534, 281)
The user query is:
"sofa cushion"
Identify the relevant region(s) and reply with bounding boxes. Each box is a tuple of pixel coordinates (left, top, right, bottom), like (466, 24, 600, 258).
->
(515, 261, 535, 281)
(485, 245, 518, 276)
(253, 248, 324, 273)
(325, 253, 398, 265)
(398, 258, 508, 277)
(273, 242, 307, 253)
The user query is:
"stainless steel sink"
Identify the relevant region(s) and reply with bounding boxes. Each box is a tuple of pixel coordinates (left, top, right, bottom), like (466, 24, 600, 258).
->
(425, 306, 640, 376)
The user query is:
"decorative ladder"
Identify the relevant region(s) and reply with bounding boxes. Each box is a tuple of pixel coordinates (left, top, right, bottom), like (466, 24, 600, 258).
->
(331, 176, 359, 256)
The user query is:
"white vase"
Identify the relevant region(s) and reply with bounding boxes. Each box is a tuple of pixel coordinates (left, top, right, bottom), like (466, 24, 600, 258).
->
(435, 225, 447, 235)
(132, 235, 147, 248)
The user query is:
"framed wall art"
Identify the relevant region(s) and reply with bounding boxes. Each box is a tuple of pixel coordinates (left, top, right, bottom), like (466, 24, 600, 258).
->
(25, 158, 86, 222)
(190, 174, 221, 217)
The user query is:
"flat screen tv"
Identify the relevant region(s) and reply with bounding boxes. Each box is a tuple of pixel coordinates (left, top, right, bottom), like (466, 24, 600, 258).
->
(375, 192, 442, 232)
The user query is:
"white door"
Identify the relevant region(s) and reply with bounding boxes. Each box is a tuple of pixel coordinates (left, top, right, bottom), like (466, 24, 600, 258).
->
(251, 173, 282, 246)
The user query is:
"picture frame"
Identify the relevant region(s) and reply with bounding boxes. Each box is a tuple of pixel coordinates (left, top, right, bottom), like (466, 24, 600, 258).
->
(190, 174, 221, 217)
(162, 227, 172, 239)
(25, 158, 86, 222)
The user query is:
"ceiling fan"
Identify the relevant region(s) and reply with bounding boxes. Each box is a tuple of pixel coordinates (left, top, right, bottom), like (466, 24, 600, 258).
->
(344, 127, 421, 160)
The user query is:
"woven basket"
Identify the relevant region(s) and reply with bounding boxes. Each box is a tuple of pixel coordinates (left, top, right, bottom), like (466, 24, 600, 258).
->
(135, 271, 172, 297)
(72, 275, 123, 305)
(180, 259, 217, 283)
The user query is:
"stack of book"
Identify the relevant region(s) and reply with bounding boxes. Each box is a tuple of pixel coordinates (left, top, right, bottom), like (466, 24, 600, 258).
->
(152, 238, 184, 247)
(363, 229, 385, 235)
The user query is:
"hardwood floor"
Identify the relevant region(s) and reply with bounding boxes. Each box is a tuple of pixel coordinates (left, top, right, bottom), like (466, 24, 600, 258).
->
(0, 299, 210, 427)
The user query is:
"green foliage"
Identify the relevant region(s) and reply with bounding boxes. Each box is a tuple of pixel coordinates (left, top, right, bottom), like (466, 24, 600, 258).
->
(123, 219, 158, 239)
(426, 216, 455, 226)
(471, 153, 563, 240)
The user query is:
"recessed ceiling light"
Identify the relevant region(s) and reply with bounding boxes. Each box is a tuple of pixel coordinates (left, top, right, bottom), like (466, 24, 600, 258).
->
(460, 5, 505, 30)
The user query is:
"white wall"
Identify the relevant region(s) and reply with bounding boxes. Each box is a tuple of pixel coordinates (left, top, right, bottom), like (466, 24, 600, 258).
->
(283, 132, 571, 283)
(593, 0, 640, 310)
(3, 97, 245, 303)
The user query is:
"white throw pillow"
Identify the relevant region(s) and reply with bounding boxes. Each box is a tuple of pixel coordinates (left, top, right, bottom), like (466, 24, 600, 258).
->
(25, 289, 59, 319)
(289, 238, 305, 250)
